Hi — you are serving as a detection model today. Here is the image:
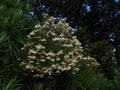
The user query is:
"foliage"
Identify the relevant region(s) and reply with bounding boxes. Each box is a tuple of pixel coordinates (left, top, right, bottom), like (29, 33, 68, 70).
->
(0, 0, 38, 64)
(84, 40, 116, 79)
(1, 0, 120, 89)
(89, 68, 120, 90)
(75, 27, 117, 79)
(0, 77, 22, 90)
(19, 15, 99, 79)
(111, 68, 120, 89)
(115, 24, 120, 65)
(33, 83, 44, 90)
(0, 0, 37, 89)
(54, 62, 98, 90)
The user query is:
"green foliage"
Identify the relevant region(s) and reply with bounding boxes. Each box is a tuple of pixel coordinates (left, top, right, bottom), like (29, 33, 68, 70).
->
(115, 25, 120, 65)
(0, 0, 120, 89)
(76, 27, 117, 79)
(33, 83, 44, 90)
(0, 0, 37, 89)
(89, 68, 120, 90)
(0, 77, 22, 90)
(90, 74, 110, 90)
(52, 60, 98, 90)
(75, 27, 90, 45)
(73, 62, 96, 90)
(0, 60, 22, 90)
(85, 40, 116, 79)
(0, 0, 36, 64)
(53, 71, 73, 90)
(110, 68, 120, 89)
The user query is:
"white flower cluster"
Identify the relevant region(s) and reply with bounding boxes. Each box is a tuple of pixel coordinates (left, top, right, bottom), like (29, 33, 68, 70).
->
(20, 16, 99, 78)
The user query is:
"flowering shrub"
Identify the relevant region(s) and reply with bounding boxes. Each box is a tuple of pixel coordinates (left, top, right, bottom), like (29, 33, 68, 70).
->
(20, 15, 99, 78)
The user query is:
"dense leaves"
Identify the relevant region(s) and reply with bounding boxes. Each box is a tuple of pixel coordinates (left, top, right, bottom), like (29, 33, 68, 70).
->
(0, 0, 120, 90)
(0, 0, 37, 89)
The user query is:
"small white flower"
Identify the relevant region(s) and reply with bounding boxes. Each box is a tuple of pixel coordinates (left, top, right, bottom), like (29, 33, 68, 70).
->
(48, 52, 54, 56)
(21, 47, 25, 50)
(51, 59, 55, 62)
(60, 18, 67, 23)
(74, 68, 79, 71)
(53, 38, 60, 41)
(45, 22, 49, 25)
(51, 32, 56, 36)
(46, 56, 51, 60)
(40, 39, 46, 42)
(58, 66, 62, 70)
(61, 62, 66, 65)
(35, 24, 41, 28)
(43, 25, 49, 29)
(56, 70, 60, 74)
(57, 50, 63, 55)
(27, 35, 30, 38)
(29, 49, 36, 54)
(56, 58, 60, 61)
(61, 67, 66, 71)
(59, 33, 64, 37)
(33, 74, 40, 78)
(28, 56, 36, 60)
(63, 44, 73, 47)
(36, 44, 45, 50)
(72, 59, 77, 63)
(72, 36, 77, 39)
(26, 65, 31, 69)
(29, 60, 34, 63)
(64, 55, 69, 59)
(35, 62, 39, 65)
(29, 32, 35, 36)
(86, 64, 90, 66)
(49, 16, 55, 22)
(48, 71, 52, 75)
(67, 66, 71, 70)
(68, 52, 73, 55)
(39, 74, 44, 78)
(31, 70, 34, 72)
(40, 59, 45, 62)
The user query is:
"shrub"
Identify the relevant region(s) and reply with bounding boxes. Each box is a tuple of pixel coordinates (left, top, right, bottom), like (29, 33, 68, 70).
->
(19, 16, 99, 89)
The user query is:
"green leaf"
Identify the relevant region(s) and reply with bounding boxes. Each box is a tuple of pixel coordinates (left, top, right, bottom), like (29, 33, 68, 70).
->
(0, 78, 22, 90)
(0, 32, 8, 43)
(34, 83, 44, 90)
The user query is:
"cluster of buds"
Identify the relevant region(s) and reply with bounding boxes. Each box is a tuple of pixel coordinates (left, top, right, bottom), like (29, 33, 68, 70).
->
(20, 15, 99, 78)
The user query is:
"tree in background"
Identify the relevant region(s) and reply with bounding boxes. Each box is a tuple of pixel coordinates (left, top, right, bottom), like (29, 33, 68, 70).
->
(115, 24, 120, 66)
(75, 28, 117, 79)
(31, 0, 120, 63)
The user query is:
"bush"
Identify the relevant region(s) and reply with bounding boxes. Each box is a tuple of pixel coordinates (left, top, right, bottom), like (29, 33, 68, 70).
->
(19, 16, 99, 89)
